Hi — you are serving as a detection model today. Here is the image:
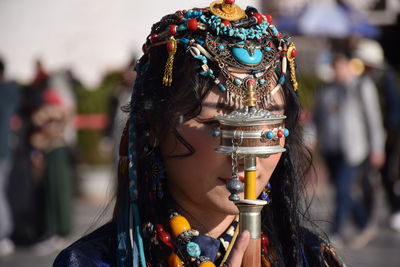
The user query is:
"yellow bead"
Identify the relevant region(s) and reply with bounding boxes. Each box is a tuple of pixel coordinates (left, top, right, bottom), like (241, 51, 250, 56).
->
(167, 253, 184, 267)
(198, 261, 216, 267)
(169, 215, 191, 237)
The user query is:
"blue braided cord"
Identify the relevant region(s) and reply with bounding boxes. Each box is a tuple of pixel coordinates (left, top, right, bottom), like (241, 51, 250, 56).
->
(128, 110, 146, 267)
(301, 246, 310, 267)
(132, 236, 139, 266)
(117, 199, 129, 267)
(133, 204, 146, 267)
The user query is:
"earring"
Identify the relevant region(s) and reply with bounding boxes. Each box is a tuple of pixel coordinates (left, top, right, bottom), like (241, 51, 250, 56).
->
(261, 182, 272, 204)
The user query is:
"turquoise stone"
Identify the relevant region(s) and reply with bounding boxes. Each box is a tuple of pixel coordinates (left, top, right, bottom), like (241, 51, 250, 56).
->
(232, 47, 263, 65)
(284, 128, 289, 137)
(186, 242, 201, 258)
(234, 79, 242, 85)
(265, 131, 274, 139)
(259, 79, 266, 84)
(218, 45, 225, 50)
(217, 83, 226, 92)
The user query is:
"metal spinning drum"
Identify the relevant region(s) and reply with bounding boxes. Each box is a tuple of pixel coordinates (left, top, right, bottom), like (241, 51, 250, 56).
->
(214, 79, 287, 267)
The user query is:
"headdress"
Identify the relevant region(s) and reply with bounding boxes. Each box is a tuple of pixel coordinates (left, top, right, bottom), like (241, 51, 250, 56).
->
(117, 1, 299, 266)
(142, 0, 298, 109)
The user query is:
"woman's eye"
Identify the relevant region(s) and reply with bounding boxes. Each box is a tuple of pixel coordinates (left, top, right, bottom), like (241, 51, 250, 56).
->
(195, 118, 220, 126)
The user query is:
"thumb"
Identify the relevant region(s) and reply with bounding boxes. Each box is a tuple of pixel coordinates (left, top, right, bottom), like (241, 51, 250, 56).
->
(225, 230, 250, 267)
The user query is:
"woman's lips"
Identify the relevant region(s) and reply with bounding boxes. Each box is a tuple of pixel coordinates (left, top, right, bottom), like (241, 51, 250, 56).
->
(219, 176, 245, 184)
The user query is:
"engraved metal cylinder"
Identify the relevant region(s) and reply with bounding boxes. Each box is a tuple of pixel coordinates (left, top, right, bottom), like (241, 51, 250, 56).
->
(236, 202, 264, 239)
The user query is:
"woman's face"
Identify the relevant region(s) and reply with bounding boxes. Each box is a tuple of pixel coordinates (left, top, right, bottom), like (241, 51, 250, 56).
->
(161, 87, 285, 216)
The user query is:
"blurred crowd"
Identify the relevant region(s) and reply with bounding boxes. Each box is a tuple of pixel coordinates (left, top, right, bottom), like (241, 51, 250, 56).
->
(310, 37, 400, 249)
(0, 57, 135, 257)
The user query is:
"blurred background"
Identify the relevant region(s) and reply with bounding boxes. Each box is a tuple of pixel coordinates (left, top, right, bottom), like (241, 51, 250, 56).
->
(0, 0, 399, 266)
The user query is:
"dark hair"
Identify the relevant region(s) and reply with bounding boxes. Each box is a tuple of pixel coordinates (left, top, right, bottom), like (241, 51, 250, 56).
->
(0, 58, 4, 76)
(113, 12, 312, 267)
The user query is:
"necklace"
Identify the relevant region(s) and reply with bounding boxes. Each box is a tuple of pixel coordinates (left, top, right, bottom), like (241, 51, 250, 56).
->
(146, 210, 274, 267)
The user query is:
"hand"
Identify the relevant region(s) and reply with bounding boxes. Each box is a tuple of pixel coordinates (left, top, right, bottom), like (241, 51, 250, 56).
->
(369, 151, 385, 169)
(223, 230, 250, 267)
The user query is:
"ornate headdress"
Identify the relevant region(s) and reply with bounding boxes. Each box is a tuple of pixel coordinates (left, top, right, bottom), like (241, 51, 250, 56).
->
(117, 1, 299, 267)
(142, 0, 298, 109)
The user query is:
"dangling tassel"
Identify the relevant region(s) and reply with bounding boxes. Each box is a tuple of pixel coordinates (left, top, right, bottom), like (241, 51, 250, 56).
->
(162, 36, 177, 86)
(287, 42, 299, 91)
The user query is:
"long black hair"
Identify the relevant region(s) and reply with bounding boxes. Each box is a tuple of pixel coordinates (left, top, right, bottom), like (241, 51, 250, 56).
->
(113, 11, 312, 267)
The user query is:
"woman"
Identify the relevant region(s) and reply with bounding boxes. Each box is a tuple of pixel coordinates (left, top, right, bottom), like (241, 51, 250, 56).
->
(55, 1, 344, 266)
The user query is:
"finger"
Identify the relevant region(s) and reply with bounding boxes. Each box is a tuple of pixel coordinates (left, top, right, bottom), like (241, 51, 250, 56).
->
(226, 230, 250, 267)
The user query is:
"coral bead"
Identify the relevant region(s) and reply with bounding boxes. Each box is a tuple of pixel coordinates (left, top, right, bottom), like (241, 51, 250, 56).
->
(187, 18, 198, 31)
(167, 253, 184, 267)
(265, 14, 273, 24)
(252, 13, 263, 24)
(277, 129, 284, 138)
(247, 79, 256, 86)
(169, 25, 177, 35)
(169, 215, 191, 237)
(224, 0, 235, 4)
(167, 41, 176, 52)
(222, 20, 231, 27)
(156, 225, 174, 249)
(291, 48, 297, 58)
(261, 233, 269, 250)
(198, 261, 216, 267)
(150, 34, 158, 44)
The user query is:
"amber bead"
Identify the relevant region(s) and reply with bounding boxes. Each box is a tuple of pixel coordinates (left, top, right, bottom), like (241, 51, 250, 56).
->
(167, 253, 184, 267)
(198, 261, 216, 267)
(169, 215, 191, 237)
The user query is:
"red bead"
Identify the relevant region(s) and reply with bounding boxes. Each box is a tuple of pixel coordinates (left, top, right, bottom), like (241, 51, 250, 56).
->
(265, 14, 273, 24)
(150, 34, 158, 44)
(291, 48, 297, 58)
(156, 224, 165, 232)
(156, 224, 174, 249)
(222, 20, 231, 27)
(167, 41, 175, 52)
(277, 32, 282, 38)
(252, 13, 263, 24)
(169, 25, 177, 35)
(187, 18, 198, 31)
(247, 79, 256, 86)
(224, 0, 235, 4)
(261, 233, 269, 253)
(277, 129, 283, 138)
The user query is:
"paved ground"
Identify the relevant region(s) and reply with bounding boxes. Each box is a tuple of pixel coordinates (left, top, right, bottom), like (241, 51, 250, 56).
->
(1, 165, 400, 267)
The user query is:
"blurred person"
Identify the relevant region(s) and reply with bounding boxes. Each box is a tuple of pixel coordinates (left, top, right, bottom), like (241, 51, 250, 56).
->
(6, 60, 50, 246)
(103, 59, 136, 166)
(354, 39, 400, 232)
(49, 69, 79, 147)
(54, 2, 345, 266)
(30, 90, 75, 256)
(0, 58, 19, 256)
(313, 52, 385, 249)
